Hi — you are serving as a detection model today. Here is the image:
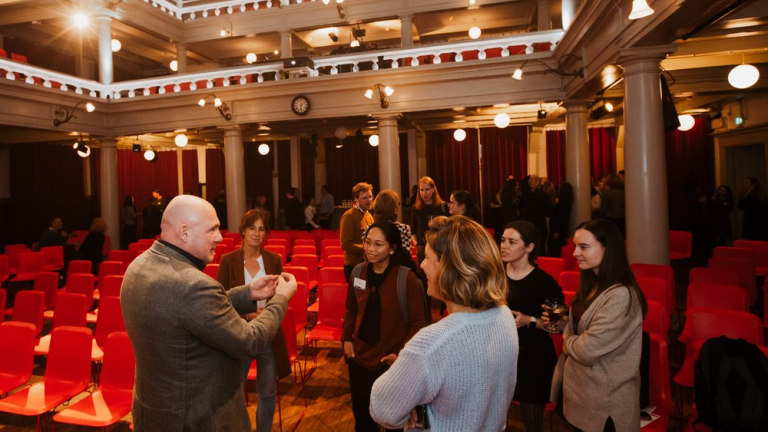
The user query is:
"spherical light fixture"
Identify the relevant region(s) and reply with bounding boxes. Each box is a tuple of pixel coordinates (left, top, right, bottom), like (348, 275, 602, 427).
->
(677, 115, 695, 132)
(468, 26, 482, 40)
(144, 149, 157, 162)
(369, 134, 379, 147)
(170, 60, 178, 71)
(494, 112, 510, 128)
(728, 64, 760, 89)
(111, 39, 122, 52)
(246, 52, 257, 64)
(258, 143, 270, 155)
(335, 126, 349, 140)
(174, 134, 188, 147)
(453, 129, 467, 141)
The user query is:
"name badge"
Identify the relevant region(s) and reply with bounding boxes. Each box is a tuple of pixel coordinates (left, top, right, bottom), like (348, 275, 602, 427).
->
(353, 277, 366, 290)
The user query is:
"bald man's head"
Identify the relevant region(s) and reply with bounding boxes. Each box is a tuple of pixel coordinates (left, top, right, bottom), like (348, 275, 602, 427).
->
(161, 195, 222, 263)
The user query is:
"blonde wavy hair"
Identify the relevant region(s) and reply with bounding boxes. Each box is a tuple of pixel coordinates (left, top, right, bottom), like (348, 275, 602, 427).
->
(425, 215, 507, 310)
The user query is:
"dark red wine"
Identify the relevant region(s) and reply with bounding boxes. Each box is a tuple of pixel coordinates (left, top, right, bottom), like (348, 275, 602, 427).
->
(548, 308, 566, 323)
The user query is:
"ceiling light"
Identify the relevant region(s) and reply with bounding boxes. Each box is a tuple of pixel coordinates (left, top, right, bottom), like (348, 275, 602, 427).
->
(132, 143, 141, 152)
(537, 108, 548, 120)
(628, 0, 654, 20)
(350, 39, 360, 48)
(453, 129, 467, 141)
(335, 126, 349, 140)
(73, 13, 88, 29)
(111, 39, 121, 52)
(246, 52, 257, 63)
(144, 148, 157, 162)
(175, 134, 188, 147)
(369, 134, 379, 146)
(170, 60, 178, 71)
(220, 28, 227, 37)
(728, 63, 760, 89)
(677, 115, 695, 132)
(468, 26, 481, 39)
(74, 141, 90, 157)
(494, 112, 510, 128)
(274, 50, 279, 55)
(258, 143, 270, 155)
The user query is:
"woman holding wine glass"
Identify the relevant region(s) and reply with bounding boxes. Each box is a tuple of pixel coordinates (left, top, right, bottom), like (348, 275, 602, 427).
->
(500, 221, 563, 432)
(546, 219, 647, 432)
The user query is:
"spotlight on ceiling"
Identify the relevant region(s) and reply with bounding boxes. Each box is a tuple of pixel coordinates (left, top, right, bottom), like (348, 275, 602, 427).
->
(537, 104, 548, 120)
(677, 114, 695, 132)
(73, 141, 90, 158)
(352, 26, 366, 39)
(328, 32, 339, 42)
(590, 99, 615, 120)
(132, 143, 142, 152)
(453, 129, 467, 142)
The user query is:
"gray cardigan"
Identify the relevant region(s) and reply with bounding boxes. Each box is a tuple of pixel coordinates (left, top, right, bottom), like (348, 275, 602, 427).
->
(551, 284, 643, 432)
(121, 241, 288, 431)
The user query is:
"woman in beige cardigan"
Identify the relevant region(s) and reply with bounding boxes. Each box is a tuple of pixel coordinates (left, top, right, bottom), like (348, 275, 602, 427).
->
(217, 208, 291, 432)
(546, 219, 647, 432)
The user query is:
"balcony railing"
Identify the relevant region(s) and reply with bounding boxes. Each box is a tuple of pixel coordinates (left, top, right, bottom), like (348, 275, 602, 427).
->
(0, 29, 563, 101)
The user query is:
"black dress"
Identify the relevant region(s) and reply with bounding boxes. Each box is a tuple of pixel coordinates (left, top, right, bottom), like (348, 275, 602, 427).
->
(506, 267, 563, 403)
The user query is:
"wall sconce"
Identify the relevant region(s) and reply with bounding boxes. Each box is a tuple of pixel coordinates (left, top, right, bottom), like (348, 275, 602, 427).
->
(628, 0, 654, 20)
(364, 84, 394, 108)
(53, 101, 95, 127)
(512, 54, 584, 81)
(197, 94, 232, 121)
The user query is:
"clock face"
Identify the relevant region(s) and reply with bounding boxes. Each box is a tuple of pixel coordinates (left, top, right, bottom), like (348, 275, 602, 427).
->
(292, 95, 310, 115)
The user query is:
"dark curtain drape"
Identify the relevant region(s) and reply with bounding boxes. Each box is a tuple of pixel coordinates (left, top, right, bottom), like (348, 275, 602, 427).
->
(426, 129, 480, 208)
(398, 132, 410, 200)
(324, 136, 380, 203)
(277, 140, 292, 217)
(666, 116, 715, 232)
(181, 150, 199, 195)
(244, 142, 274, 222)
(546, 130, 566, 186)
(300, 138, 316, 203)
(589, 127, 617, 180)
(205, 148, 225, 202)
(9, 143, 98, 245)
(479, 127, 528, 217)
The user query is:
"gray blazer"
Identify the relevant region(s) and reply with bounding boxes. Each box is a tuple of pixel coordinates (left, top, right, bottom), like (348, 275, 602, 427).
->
(121, 241, 288, 432)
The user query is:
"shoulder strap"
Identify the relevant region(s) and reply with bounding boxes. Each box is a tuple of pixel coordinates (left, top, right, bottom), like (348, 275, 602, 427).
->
(397, 266, 411, 326)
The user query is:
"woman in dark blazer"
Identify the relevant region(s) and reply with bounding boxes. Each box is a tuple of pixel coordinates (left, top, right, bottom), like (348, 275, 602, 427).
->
(217, 208, 291, 432)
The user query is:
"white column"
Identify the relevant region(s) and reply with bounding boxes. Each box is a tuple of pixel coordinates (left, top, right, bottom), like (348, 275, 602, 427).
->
(176, 44, 187, 73)
(620, 47, 675, 265)
(280, 31, 293, 59)
(289, 135, 301, 191)
(537, 0, 551, 31)
(96, 12, 113, 85)
(407, 127, 418, 191)
(561, 0, 577, 30)
(400, 14, 414, 48)
(99, 138, 120, 248)
(221, 126, 247, 230)
(564, 100, 592, 232)
(375, 114, 402, 197)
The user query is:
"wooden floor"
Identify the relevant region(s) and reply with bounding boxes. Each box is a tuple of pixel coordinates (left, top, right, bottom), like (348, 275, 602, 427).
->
(3, 254, 752, 432)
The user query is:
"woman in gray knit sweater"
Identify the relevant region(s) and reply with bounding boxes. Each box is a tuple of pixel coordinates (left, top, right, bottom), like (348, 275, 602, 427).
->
(370, 216, 519, 431)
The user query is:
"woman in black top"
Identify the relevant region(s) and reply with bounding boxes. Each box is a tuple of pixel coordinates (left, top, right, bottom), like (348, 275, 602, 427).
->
(409, 176, 445, 265)
(500, 220, 563, 432)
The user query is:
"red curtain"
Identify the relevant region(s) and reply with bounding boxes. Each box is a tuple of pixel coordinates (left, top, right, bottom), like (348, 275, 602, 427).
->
(665, 116, 715, 231)
(117, 149, 180, 216)
(324, 136, 380, 203)
(243, 142, 274, 215)
(181, 150, 199, 195)
(546, 130, 566, 186)
(205, 148, 225, 201)
(480, 127, 528, 216)
(589, 127, 617, 180)
(426, 129, 480, 207)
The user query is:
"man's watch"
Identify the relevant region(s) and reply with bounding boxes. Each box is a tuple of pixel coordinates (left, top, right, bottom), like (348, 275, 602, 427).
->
(528, 316, 537, 328)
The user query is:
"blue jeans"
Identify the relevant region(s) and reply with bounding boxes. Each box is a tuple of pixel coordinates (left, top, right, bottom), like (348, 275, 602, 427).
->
(255, 344, 277, 432)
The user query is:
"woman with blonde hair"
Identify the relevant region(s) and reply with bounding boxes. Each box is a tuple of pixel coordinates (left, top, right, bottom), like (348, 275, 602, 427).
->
(410, 176, 445, 265)
(371, 216, 518, 431)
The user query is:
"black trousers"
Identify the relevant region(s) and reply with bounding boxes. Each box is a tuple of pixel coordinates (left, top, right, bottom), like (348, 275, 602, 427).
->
(574, 416, 615, 432)
(346, 359, 399, 432)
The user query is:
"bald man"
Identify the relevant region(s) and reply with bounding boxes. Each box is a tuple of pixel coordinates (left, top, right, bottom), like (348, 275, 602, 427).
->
(121, 195, 296, 432)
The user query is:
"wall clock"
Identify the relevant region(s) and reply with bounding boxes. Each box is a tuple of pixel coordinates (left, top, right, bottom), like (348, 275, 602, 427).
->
(291, 95, 311, 115)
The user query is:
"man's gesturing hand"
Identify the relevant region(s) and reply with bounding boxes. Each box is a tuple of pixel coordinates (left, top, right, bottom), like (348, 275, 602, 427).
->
(275, 272, 297, 301)
(249, 275, 279, 301)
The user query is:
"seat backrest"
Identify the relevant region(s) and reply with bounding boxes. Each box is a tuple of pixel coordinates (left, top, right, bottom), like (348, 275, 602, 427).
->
(289, 255, 318, 282)
(0, 255, 8, 280)
(320, 238, 341, 253)
(636, 276, 671, 314)
(708, 257, 756, 304)
(713, 247, 754, 266)
(100, 331, 136, 392)
(0, 289, 5, 323)
(559, 271, 579, 292)
(318, 282, 347, 328)
(4, 243, 28, 255)
(34, 271, 60, 309)
(99, 275, 124, 298)
(322, 246, 344, 264)
(263, 245, 286, 264)
(11, 290, 45, 335)
(537, 257, 564, 280)
(107, 250, 129, 268)
(687, 282, 748, 313)
(325, 254, 345, 268)
(630, 263, 674, 313)
(203, 263, 220, 280)
(560, 244, 578, 271)
(67, 260, 93, 278)
(66, 273, 95, 309)
(7, 247, 31, 269)
(669, 230, 693, 258)
(319, 267, 346, 287)
(648, 334, 671, 416)
(685, 309, 764, 347)
(281, 307, 299, 362)
(46, 326, 93, 388)
(40, 246, 64, 269)
(733, 240, 768, 269)
(294, 239, 315, 248)
(284, 265, 310, 288)
(98, 260, 124, 282)
(288, 282, 308, 329)
(643, 299, 669, 337)
(0, 321, 37, 383)
(95, 296, 126, 348)
(689, 267, 739, 287)
(102, 235, 111, 256)
(292, 245, 317, 256)
(17, 251, 43, 273)
(52, 292, 88, 330)
(562, 290, 576, 307)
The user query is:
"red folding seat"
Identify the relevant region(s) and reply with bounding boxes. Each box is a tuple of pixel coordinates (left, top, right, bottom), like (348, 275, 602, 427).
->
(708, 257, 756, 305)
(537, 257, 564, 281)
(203, 263, 220, 280)
(631, 263, 675, 315)
(34, 292, 88, 356)
(10, 252, 43, 282)
(669, 230, 692, 260)
(40, 246, 64, 271)
(10, 290, 45, 336)
(0, 321, 37, 396)
(733, 239, 768, 277)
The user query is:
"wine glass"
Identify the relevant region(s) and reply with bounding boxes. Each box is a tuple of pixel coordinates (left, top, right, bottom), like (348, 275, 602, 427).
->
(543, 297, 566, 333)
